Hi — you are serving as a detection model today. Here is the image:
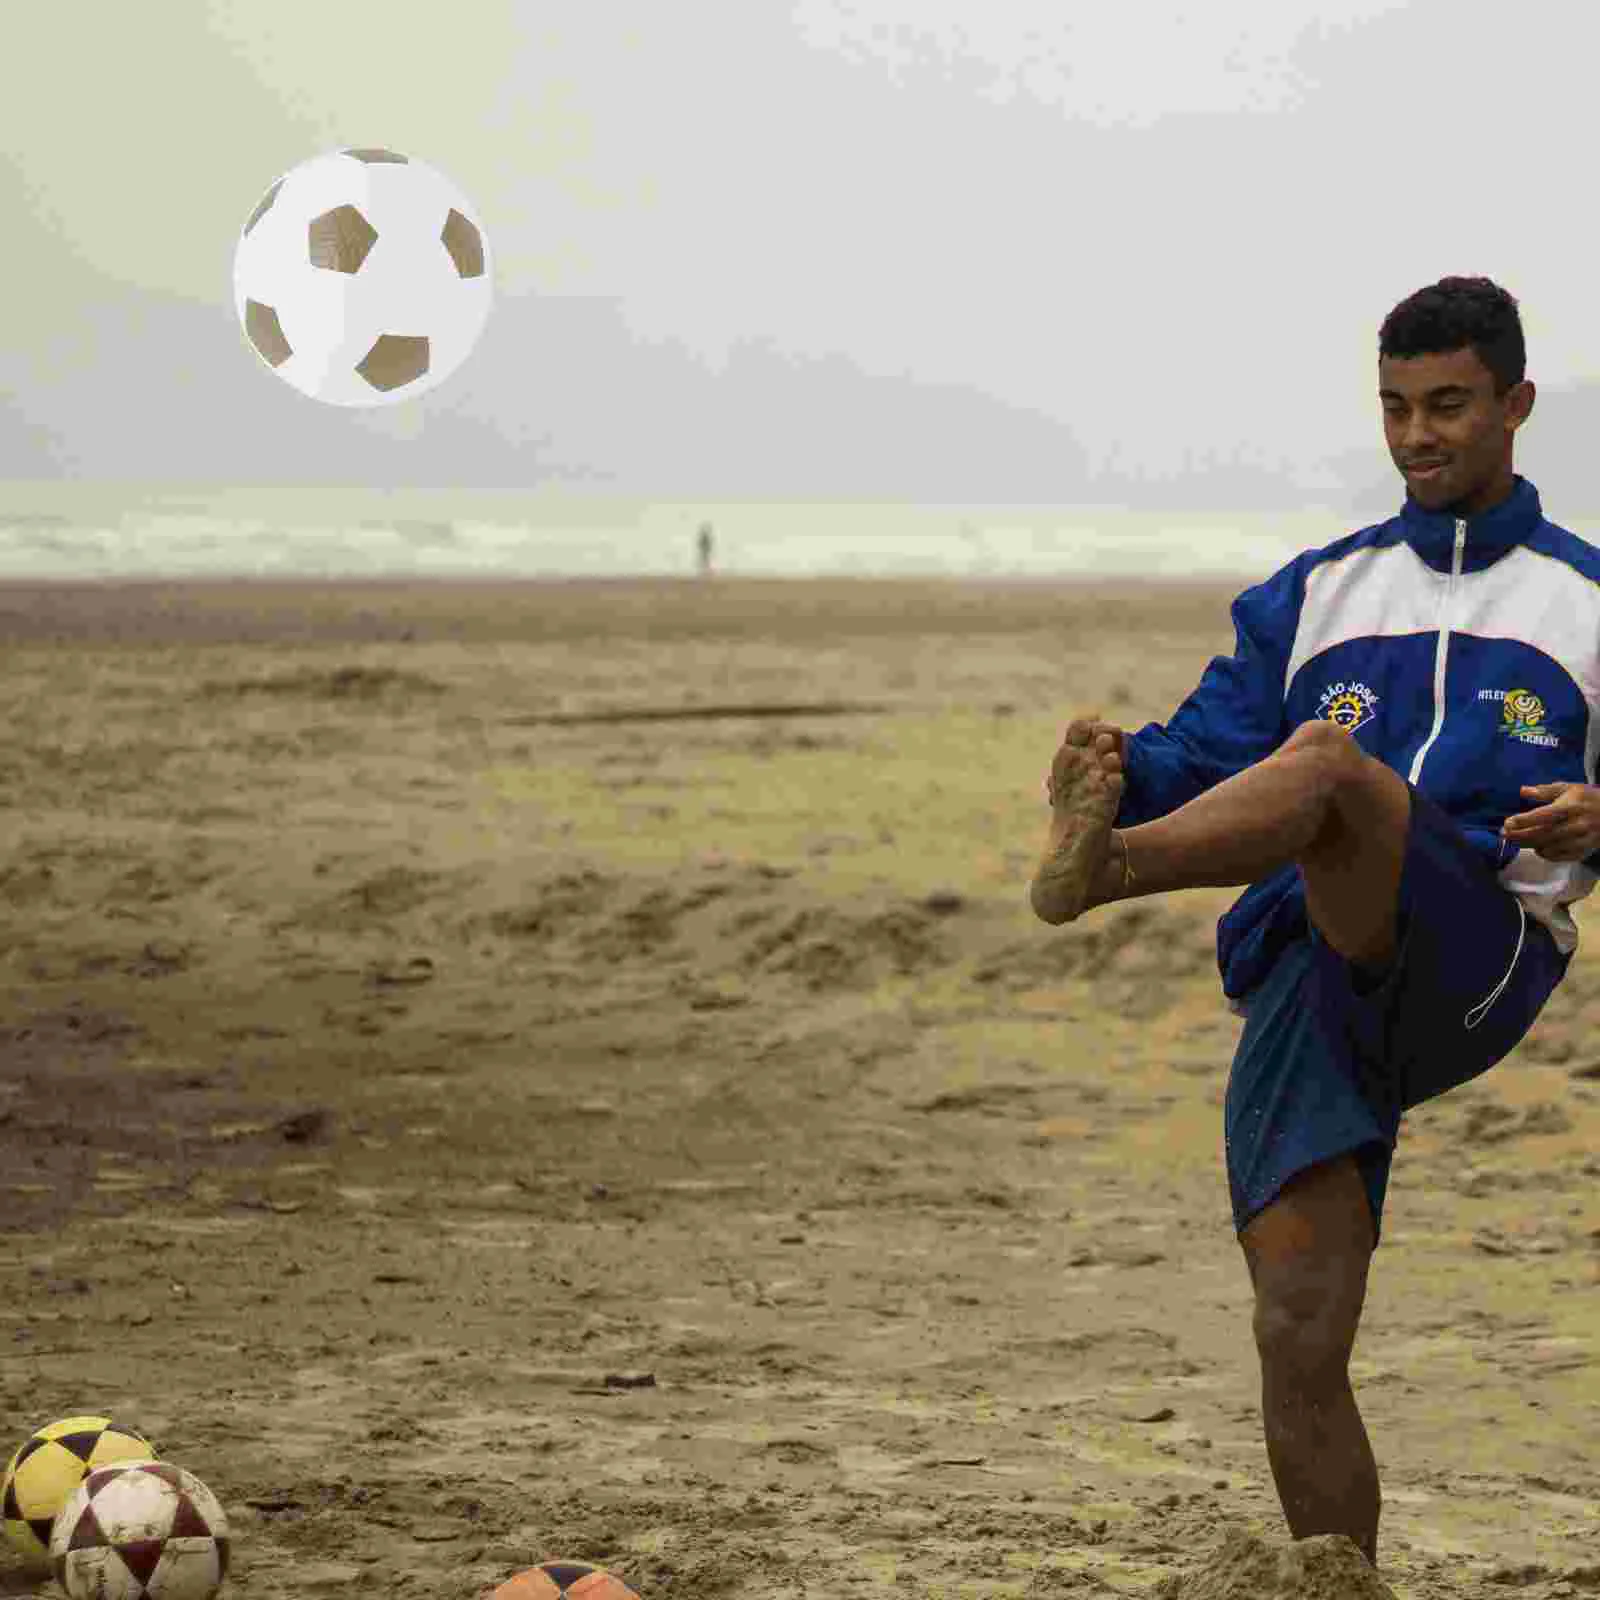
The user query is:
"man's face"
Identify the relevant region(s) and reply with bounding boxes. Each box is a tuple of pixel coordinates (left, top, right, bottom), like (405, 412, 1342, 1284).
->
(1378, 346, 1532, 512)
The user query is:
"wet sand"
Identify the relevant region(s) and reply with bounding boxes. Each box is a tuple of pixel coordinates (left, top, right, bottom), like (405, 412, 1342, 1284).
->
(0, 576, 1595, 1598)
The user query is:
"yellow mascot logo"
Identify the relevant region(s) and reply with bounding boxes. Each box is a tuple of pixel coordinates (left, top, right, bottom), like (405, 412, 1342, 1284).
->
(1479, 686, 1559, 748)
(1501, 689, 1545, 737)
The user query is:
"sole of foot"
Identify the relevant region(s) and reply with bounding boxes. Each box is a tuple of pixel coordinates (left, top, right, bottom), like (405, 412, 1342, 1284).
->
(1031, 720, 1123, 924)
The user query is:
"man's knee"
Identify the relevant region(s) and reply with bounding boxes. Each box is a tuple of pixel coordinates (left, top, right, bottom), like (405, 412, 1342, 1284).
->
(1252, 1271, 1365, 1383)
(1284, 717, 1348, 751)
(1242, 1156, 1375, 1382)
(1283, 718, 1410, 872)
(1281, 717, 1367, 784)
(1274, 718, 1367, 816)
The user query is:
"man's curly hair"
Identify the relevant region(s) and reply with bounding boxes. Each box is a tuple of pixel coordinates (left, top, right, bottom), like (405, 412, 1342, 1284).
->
(1379, 276, 1525, 397)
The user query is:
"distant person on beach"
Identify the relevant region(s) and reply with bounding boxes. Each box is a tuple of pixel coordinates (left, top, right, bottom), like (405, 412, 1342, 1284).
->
(697, 522, 714, 577)
(1030, 276, 1600, 1573)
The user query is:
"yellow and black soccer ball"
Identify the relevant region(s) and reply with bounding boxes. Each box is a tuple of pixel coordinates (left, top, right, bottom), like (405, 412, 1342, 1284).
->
(1, 1415, 156, 1570)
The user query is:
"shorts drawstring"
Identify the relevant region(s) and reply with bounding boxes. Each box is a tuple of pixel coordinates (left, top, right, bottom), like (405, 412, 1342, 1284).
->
(1463, 900, 1527, 1032)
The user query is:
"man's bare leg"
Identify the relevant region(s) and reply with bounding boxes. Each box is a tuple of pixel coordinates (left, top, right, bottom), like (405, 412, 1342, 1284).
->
(1032, 713, 1405, 1568)
(1242, 1156, 1381, 1567)
(1032, 716, 1411, 971)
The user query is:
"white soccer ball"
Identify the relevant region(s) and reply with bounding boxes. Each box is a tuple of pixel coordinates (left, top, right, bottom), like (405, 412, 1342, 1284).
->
(232, 145, 494, 407)
(50, 1459, 230, 1600)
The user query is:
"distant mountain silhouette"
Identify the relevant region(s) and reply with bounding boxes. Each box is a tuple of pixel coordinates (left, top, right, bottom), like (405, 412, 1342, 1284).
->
(1315, 443, 1408, 523)
(0, 278, 1096, 499)
(2, 251, 1595, 515)
(1318, 383, 1600, 525)
(1482, 383, 1600, 519)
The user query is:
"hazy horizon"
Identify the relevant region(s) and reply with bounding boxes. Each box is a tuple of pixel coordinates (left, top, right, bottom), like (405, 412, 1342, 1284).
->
(5, 3, 1600, 513)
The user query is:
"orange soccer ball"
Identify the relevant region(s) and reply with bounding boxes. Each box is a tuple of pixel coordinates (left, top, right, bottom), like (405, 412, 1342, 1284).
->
(488, 1561, 641, 1599)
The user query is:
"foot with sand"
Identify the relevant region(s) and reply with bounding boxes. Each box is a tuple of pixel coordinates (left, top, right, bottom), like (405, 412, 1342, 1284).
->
(1030, 716, 1131, 925)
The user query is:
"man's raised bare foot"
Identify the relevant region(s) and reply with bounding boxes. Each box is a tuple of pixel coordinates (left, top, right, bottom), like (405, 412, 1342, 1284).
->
(1030, 718, 1126, 925)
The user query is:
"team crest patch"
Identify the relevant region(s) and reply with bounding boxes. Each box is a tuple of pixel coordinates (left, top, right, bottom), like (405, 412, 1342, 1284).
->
(1317, 680, 1378, 733)
(1479, 687, 1560, 748)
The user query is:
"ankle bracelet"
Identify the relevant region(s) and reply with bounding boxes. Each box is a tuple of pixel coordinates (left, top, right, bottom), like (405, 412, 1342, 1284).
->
(1116, 831, 1136, 896)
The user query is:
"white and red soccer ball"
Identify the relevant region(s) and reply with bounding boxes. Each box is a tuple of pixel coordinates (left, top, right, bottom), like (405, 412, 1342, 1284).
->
(50, 1459, 229, 1600)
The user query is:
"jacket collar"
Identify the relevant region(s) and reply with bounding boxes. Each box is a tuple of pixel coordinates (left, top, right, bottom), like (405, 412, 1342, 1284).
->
(1398, 473, 1542, 574)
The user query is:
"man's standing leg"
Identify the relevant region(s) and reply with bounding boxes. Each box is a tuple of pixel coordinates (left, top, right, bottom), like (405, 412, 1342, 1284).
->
(1033, 717, 1410, 1565)
(1240, 1155, 1381, 1565)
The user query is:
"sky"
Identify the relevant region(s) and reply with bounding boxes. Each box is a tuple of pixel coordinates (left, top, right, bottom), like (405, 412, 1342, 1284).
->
(3, 0, 1599, 509)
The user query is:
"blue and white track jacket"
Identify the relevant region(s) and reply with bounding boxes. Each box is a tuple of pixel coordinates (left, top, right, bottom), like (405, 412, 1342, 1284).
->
(1114, 475, 1600, 1000)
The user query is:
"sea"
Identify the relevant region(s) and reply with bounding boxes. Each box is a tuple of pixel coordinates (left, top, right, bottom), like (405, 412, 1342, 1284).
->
(5, 483, 1576, 585)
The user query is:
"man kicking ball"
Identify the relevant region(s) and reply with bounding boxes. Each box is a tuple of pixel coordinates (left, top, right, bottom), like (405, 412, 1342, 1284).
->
(1030, 275, 1600, 1569)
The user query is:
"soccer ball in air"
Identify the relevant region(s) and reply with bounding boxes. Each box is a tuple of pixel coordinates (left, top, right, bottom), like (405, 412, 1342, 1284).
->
(2, 1415, 155, 1570)
(232, 145, 494, 407)
(50, 1460, 229, 1600)
(488, 1561, 642, 1598)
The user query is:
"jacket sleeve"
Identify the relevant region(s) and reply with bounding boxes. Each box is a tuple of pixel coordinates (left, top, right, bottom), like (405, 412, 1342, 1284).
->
(1114, 559, 1302, 828)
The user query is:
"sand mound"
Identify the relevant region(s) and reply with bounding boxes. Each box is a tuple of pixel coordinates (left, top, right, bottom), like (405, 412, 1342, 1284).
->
(973, 901, 1217, 1018)
(1152, 1528, 1397, 1599)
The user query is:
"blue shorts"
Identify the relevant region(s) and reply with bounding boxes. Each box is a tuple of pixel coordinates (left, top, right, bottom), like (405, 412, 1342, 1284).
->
(1225, 783, 1569, 1249)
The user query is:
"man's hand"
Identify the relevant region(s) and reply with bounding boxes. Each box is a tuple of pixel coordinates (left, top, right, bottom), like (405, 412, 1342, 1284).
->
(1501, 782, 1600, 862)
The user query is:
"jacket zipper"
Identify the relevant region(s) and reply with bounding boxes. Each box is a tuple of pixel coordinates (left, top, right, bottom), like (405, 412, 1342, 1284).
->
(1407, 518, 1468, 785)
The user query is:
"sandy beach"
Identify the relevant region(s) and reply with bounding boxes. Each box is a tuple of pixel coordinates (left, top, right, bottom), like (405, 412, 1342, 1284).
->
(0, 575, 1595, 1599)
